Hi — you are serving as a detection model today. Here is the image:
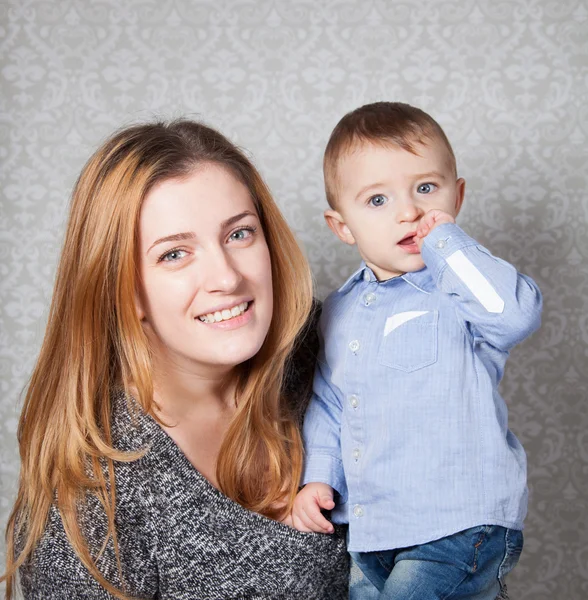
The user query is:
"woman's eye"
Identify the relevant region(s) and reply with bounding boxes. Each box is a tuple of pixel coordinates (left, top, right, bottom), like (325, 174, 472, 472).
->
(417, 183, 437, 194)
(368, 194, 388, 207)
(159, 249, 187, 262)
(229, 227, 255, 242)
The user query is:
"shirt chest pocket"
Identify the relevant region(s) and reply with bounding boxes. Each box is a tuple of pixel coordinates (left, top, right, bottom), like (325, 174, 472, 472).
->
(378, 310, 438, 372)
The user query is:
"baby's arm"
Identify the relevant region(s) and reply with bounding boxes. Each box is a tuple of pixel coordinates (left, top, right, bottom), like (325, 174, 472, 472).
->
(301, 353, 347, 494)
(295, 313, 347, 531)
(292, 482, 335, 533)
(416, 210, 542, 351)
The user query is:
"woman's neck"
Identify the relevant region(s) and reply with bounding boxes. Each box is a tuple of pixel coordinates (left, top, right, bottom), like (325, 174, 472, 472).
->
(150, 349, 240, 422)
(147, 349, 241, 485)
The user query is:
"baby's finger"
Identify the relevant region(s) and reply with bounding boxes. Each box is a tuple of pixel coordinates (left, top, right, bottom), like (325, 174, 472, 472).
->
(416, 221, 429, 239)
(296, 507, 321, 532)
(302, 504, 334, 533)
(317, 494, 335, 510)
(291, 511, 313, 532)
(423, 212, 437, 228)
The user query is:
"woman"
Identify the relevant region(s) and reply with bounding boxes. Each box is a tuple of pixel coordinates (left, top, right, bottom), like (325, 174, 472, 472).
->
(2, 120, 348, 598)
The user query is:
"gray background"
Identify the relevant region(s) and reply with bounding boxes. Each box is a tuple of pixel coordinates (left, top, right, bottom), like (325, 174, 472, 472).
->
(1, 0, 586, 597)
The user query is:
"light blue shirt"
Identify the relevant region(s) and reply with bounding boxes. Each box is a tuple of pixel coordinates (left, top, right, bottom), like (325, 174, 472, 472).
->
(302, 223, 542, 553)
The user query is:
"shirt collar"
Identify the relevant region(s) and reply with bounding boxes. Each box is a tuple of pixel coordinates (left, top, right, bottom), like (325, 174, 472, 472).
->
(337, 261, 372, 293)
(337, 262, 435, 294)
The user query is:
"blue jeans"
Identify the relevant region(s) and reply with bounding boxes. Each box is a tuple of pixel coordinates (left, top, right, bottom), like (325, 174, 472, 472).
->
(349, 525, 522, 600)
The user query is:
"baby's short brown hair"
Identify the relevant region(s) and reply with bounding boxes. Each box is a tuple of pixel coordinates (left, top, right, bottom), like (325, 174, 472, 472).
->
(323, 102, 456, 208)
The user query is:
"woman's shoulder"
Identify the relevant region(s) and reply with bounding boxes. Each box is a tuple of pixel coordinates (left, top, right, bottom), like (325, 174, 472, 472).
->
(109, 389, 156, 450)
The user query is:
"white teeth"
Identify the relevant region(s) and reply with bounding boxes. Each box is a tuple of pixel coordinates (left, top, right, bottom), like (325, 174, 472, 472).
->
(198, 302, 249, 323)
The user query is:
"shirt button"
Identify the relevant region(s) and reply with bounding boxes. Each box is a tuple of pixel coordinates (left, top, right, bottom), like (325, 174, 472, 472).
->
(363, 271, 370, 282)
(348, 340, 360, 353)
(349, 394, 359, 409)
(353, 504, 364, 518)
(436, 239, 446, 249)
(352, 448, 361, 461)
(364, 292, 377, 306)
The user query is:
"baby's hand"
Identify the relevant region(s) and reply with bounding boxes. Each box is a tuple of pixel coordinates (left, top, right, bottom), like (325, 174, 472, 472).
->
(415, 209, 455, 248)
(291, 482, 335, 534)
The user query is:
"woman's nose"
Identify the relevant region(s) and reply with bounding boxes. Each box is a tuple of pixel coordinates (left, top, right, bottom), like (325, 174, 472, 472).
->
(202, 248, 242, 294)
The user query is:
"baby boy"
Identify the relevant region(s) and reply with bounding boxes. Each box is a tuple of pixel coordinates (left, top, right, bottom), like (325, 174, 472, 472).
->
(292, 102, 542, 599)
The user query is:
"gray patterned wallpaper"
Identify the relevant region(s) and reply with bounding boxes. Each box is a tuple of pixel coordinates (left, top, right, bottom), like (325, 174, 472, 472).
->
(1, 0, 586, 597)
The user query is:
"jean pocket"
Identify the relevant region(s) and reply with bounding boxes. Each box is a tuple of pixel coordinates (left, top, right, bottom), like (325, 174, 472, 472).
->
(378, 310, 438, 372)
(498, 529, 524, 582)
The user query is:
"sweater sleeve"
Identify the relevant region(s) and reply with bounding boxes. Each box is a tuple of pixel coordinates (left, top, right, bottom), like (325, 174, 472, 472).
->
(18, 458, 158, 598)
(18, 504, 121, 599)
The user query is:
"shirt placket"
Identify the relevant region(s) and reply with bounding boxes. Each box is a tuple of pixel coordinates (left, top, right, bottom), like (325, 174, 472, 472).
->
(344, 270, 380, 537)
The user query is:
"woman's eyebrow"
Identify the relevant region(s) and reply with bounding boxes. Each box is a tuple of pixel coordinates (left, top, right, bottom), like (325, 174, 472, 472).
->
(148, 231, 196, 253)
(146, 211, 257, 254)
(221, 210, 257, 229)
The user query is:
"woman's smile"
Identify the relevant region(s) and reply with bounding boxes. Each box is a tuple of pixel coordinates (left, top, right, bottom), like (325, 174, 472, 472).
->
(197, 300, 253, 328)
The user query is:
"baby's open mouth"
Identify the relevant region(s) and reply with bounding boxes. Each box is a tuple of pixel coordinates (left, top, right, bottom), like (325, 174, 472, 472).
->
(398, 233, 416, 246)
(197, 301, 250, 324)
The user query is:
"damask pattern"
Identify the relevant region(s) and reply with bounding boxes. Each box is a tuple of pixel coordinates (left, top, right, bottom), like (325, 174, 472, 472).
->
(1, 1, 586, 597)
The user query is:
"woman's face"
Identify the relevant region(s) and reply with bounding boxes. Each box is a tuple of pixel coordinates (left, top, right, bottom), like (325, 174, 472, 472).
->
(136, 163, 273, 376)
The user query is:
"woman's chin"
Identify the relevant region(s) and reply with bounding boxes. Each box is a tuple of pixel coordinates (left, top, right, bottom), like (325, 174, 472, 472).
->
(213, 337, 267, 368)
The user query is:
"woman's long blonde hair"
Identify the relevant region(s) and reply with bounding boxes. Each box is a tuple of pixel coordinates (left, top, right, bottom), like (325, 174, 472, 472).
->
(2, 120, 313, 598)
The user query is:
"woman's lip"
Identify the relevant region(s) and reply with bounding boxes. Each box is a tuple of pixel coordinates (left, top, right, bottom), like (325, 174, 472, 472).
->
(197, 302, 254, 330)
(198, 299, 252, 316)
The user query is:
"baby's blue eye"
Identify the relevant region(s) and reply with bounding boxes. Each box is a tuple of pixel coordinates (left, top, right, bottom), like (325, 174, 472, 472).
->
(368, 194, 388, 207)
(417, 183, 436, 194)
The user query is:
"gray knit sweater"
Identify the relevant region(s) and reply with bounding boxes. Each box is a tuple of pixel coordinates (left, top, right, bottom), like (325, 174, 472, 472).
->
(18, 389, 349, 599)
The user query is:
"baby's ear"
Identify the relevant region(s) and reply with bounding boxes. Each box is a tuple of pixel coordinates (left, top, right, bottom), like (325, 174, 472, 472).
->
(454, 178, 466, 216)
(324, 209, 356, 245)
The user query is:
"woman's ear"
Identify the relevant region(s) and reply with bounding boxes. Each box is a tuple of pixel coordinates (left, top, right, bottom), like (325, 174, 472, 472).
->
(135, 291, 146, 322)
(324, 209, 356, 245)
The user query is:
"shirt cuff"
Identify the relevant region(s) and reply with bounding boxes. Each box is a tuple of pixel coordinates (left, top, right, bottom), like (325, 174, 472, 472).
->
(421, 222, 478, 282)
(302, 454, 348, 503)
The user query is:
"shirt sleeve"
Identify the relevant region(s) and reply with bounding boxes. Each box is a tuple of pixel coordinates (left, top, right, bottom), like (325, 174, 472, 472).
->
(301, 327, 348, 502)
(421, 222, 542, 352)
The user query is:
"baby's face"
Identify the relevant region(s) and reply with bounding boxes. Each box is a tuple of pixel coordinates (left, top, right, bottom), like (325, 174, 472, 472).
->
(328, 138, 465, 280)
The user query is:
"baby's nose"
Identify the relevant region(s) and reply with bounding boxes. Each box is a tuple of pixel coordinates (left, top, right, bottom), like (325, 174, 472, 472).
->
(397, 200, 423, 222)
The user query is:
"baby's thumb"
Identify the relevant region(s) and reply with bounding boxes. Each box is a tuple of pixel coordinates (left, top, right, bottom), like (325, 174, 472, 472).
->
(318, 492, 335, 510)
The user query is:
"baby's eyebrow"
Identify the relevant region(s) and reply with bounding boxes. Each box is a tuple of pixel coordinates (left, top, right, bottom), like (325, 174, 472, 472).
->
(414, 171, 447, 181)
(354, 182, 386, 202)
